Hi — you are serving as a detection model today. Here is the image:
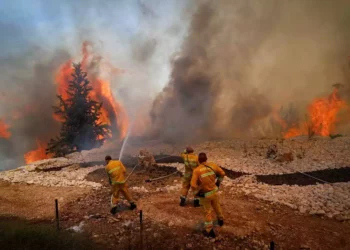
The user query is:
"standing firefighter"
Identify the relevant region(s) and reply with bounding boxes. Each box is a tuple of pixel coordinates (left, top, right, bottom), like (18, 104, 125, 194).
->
(180, 146, 200, 207)
(138, 149, 157, 170)
(105, 155, 137, 214)
(191, 152, 225, 238)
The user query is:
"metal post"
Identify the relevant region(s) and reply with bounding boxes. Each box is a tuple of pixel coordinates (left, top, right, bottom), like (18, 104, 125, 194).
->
(270, 241, 275, 250)
(140, 210, 143, 250)
(55, 199, 60, 231)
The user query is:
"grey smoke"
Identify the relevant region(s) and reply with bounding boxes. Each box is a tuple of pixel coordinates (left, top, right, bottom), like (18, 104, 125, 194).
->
(150, 0, 350, 141)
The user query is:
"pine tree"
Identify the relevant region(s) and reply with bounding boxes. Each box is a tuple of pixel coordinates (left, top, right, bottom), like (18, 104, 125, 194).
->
(47, 63, 110, 157)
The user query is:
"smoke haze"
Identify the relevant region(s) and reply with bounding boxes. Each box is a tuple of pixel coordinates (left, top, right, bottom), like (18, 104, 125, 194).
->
(0, 0, 193, 169)
(1, 0, 350, 169)
(151, 0, 350, 141)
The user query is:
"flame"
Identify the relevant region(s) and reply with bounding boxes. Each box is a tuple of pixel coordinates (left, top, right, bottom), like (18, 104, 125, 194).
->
(94, 78, 129, 138)
(0, 119, 11, 138)
(54, 41, 128, 139)
(24, 139, 51, 164)
(308, 89, 347, 136)
(283, 89, 347, 138)
(284, 127, 305, 139)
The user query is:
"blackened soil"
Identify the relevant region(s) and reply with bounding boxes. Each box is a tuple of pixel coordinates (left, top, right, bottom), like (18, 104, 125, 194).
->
(256, 167, 350, 186)
(221, 168, 247, 179)
(86, 165, 181, 187)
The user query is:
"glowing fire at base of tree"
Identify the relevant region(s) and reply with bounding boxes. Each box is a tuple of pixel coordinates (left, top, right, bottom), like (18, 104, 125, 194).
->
(24, 139, 51, 164)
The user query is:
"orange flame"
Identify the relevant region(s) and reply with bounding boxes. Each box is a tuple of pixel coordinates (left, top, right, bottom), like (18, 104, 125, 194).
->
(283, 89, 347, 138)
(0, 119, 11, 138)
(24, 139, 51, 164)
(54, 41, 128, 139)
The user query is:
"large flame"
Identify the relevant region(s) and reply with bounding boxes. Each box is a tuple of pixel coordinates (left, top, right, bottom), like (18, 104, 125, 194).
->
(54, 41, 128, 139)
(24, 139, 51, 164)
(283, 88, 347, 138)
(23, 42, 128, 164)
(0, 119, 11, 138)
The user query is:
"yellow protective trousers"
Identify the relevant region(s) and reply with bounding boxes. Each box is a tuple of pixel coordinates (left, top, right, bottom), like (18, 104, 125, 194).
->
(180, 173, 199, 200)
(110, 183, 134, 207)
(200, 192, 224, 232)
(180, 173, 192, 198)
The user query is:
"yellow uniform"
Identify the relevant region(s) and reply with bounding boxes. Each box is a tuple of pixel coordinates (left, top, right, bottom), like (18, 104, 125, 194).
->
(191, 162, 225, 232)
(105, 160, 134, 206)
(180, 152, 199, 199)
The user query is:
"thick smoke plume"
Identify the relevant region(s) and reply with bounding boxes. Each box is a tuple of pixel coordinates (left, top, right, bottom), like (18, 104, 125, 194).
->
(151, 0, 350, 142)
(0, 0, 193, 169)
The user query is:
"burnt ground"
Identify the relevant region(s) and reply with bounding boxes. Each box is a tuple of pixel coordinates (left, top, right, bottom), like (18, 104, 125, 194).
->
(86, 165, 181, 188)
(256, 167, 350, 186)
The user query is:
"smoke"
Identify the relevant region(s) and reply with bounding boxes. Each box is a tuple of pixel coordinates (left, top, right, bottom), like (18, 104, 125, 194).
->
(2, 0, 350, 168)
(0, 0, 193, 168)
(150, 0, 350, 142)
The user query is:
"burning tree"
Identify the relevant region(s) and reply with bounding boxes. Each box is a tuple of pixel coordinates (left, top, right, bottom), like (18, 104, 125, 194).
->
(46, 63, 110, 157)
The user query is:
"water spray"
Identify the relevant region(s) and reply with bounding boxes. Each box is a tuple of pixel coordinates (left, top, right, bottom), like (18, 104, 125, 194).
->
(119, 120, 134, 162)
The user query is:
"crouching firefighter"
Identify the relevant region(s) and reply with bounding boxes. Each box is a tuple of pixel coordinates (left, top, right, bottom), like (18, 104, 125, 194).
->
(180, 146, 200, 207)
(191, 152, 225, 238)
(105, 155, 137, 214)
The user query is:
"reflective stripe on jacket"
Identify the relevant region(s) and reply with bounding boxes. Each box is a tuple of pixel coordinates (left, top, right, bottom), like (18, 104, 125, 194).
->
(181, 153, 199, 174)
(191, 162, 225, 194)
(105, 160, 127, 184)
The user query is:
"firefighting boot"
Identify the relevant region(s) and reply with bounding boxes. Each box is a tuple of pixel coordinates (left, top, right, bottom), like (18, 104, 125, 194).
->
(179, 197, 186, 207)
(218, 219, 224, 227)
(193, 198, 200, 207)
(129, 202, 137, 210)
(110, 206, 117, 215)
(203, 229, 216, 238)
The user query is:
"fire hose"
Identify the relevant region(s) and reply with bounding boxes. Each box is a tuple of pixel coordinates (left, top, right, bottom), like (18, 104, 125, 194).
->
(145, 171, 179, 182)
(125, 155, 179, 182)
(125, 164, 140, 182)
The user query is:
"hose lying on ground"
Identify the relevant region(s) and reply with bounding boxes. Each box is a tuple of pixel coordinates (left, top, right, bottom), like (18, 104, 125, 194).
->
(145, 171, 178, 182)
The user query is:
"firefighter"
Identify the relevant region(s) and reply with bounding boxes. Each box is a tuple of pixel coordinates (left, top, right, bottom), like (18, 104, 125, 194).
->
(191, 152, 225, 238)
(138, 149, 157, 170)
(105, 155, 137, 214)
(180, 146, 200, 207)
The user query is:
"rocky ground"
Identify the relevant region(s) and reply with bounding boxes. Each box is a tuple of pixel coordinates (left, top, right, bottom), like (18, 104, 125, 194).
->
(194, 136, 350, 175)
(0, 136, 350, 249)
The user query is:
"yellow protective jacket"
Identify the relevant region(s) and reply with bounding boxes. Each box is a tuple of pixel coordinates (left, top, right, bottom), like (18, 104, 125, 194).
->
(181, 152, 199, 178)
(105, 160, 127, 185)
(191, 162, 225, 196)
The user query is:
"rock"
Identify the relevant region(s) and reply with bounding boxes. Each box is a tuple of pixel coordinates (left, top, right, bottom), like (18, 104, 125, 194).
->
(315, 210, 326, 216)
